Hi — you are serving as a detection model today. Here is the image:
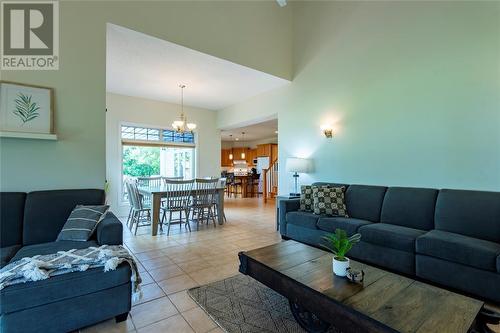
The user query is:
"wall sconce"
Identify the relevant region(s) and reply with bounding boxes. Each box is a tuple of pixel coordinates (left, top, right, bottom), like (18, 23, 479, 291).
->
(321, 124, 333, 138)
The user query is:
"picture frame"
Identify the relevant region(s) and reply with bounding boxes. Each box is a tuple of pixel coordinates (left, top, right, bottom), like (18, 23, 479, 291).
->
(0, 81, 55, 139)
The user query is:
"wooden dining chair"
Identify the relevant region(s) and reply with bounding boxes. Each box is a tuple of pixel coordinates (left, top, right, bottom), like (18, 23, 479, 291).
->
(125, 180, 135, 228)
(163, 176, 184, 182)
(136, 176, 162, 206)
(126, 180, 152, 235)
(189, 178, 218, 230)
(160, 179, 194, 235)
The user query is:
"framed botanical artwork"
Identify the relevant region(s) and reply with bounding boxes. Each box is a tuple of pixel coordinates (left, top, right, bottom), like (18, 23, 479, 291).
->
(0, 81, 55, 136)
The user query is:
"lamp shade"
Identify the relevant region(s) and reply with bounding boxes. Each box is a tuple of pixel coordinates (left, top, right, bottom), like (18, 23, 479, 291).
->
(286, 157, 311, 173)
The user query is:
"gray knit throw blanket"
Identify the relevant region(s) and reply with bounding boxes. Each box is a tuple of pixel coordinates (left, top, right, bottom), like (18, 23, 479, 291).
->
(0, 245, 142, 302)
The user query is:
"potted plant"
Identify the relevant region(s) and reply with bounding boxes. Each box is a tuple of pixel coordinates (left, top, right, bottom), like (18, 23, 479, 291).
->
(321, 229, 361, 277)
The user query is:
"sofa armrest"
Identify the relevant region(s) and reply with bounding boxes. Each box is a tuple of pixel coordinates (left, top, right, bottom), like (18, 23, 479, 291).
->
(97, 212, 123, 245)
(279, 198, 300, 235)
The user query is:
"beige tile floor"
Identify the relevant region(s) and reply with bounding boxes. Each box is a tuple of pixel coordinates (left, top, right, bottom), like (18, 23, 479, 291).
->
(81, 197, 281, 333)
(80, 197, 500, 333)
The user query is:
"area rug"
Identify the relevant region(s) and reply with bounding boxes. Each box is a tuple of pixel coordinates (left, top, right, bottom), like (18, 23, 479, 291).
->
(188, 274, 306, 332)
(189, 274, 344, 333)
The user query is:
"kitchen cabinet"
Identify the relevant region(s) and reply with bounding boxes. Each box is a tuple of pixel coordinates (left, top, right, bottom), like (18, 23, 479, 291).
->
(221, 147, 260, 167)
(271, 144, 278, 163)
(221, 149, 233, 167)
(257, 144, 278, 162)
(231, 148, 246, 161)
(257, 144, 271, 157)
(247, 149, 257, 166)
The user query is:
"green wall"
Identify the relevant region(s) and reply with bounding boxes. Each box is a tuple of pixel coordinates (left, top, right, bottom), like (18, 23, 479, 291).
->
(219, 1, 500, 193)
(0, 1, 292, 191)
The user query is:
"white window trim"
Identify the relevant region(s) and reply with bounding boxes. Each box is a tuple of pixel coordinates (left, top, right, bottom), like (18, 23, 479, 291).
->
(118, 122, 197, 206)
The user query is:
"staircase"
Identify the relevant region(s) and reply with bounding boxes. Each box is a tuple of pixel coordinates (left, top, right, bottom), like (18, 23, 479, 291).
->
(263, 159, 278, 203)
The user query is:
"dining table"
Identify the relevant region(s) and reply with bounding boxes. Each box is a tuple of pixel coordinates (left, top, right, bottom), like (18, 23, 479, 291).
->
(138, 183, 226, 236)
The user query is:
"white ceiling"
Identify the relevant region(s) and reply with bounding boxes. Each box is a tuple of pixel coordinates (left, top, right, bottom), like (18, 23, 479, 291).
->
(221, 119, 278, 142)
(106, 24, 290, 110)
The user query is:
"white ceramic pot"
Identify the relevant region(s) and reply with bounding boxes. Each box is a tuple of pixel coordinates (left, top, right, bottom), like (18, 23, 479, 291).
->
(332, 257, 350, 277)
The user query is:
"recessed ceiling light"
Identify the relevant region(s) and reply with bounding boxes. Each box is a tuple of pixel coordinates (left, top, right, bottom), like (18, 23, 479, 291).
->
(235, 138, 239, 141)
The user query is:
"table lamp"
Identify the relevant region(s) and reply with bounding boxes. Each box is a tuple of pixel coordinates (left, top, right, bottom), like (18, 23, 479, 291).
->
(286, 157, 312, 196)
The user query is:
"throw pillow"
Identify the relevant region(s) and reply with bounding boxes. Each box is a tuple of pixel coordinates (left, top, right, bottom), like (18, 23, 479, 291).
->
(57, 205, 109, 241)
(299, 185, 314, 211)
(312, 186, 348, 217)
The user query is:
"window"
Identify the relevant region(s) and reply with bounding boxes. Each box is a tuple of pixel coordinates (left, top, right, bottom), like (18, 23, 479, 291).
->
(121, 126, 160, 141)
(162, 129, 195, 144)
(121, 124, 196, 202)
(121, 125, 194, 144)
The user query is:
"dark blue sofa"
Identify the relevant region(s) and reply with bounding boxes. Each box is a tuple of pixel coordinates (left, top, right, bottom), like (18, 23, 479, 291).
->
(279, 183, 500, 304)
(0, 189, 131, 333)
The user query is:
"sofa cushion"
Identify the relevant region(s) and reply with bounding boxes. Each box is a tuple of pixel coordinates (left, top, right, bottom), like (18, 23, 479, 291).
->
(2, 239, 130, 314)
(57, 205, 109, 242)
(286, 211, 319, 229)
(0, 262, 131, 314)
(416, 230, 500, 272)
(312, 182, 349, 189)
(23, 189, 105, 245)
(381, 187, 438, 230)
(434, 189, 500, 243)
(10, 240, 98, 262)
(0, 192, 26, 248)
(358, 223, 426, 252)
(345, 185, 387, 222)
(312, 186, 348, 217)
(299, 185, 314, 212)
(0, 245, 21, 268)
(317, 217, 370, 236)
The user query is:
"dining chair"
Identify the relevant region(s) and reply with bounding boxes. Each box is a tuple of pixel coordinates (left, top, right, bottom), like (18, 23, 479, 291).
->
(137, 176, 162, 204)
(125, 180, 135, 229)
(160, 179, 194, 235)
(163, 176, 184, 182)
(189, 178, 218, 230)
(136, 176, 163, 187)
(126, 180, 152, 235)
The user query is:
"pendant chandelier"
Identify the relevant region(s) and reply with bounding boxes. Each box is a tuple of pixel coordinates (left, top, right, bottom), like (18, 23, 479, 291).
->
(240, 132, 246, 159)
(229, 134, 234, 160)
(172, 84, 196, 133)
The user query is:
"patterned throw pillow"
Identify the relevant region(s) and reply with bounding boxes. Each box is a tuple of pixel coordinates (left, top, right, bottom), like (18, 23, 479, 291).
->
(57, 205, 109, 241)
(312, 186, 348, 217)
(300, 185, 314, 211)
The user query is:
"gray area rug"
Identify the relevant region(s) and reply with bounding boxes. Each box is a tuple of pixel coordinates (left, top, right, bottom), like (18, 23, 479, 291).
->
(188, 274, 307, 333)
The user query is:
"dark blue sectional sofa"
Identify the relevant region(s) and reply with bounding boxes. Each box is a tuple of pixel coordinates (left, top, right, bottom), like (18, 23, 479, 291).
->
(279, 183, 500, 304)
(0, 189, 131, 333)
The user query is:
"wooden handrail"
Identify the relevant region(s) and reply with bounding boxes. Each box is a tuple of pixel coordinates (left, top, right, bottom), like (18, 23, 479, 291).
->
(263, 168, 268, 203)
(263, 159, 278, 203)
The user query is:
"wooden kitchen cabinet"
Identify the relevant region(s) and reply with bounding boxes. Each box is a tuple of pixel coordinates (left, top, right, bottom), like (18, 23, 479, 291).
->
(248, 149, 257, 166)
(221, 149, 233, 167)
(257, 144, 271, 157)
(232, 147, 249, 161)
(222, 147, 265, 167)
(271, 144, 278, 163)
(257, 144, 278, 162)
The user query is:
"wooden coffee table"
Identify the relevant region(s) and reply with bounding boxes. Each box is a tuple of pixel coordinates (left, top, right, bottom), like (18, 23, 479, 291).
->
(238, 240, 487, 333)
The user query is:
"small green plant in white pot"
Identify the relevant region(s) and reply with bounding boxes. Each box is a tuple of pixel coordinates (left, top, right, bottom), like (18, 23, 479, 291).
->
(321, 229, 361, 277)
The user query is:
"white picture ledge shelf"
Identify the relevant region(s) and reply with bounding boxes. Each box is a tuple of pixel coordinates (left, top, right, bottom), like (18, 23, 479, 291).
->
(0, 131, 57, 140)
